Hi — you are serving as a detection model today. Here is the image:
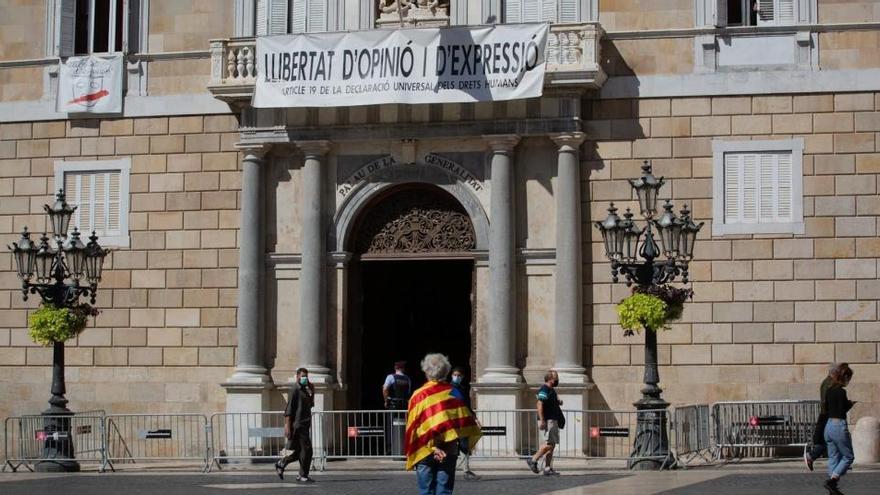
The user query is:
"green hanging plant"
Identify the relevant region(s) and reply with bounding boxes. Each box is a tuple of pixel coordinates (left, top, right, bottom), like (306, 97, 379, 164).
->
(28, 303, 98, 346)
(617, 293, 668, 334)
(617, 284, 695, 336)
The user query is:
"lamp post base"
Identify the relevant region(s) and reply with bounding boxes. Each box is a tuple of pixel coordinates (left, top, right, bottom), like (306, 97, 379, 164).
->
(37, 404, 79, 472)
(628, 397, 674, 470)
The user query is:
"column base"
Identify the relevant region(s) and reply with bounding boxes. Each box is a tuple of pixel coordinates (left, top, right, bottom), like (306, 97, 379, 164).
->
(221, 373, 275, 463)
(471, 381, 525, 457)
(552, 370, 592, 457)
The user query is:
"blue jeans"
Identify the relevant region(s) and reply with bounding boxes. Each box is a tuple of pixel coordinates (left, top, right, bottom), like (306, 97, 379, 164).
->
(824, 419, 854, 479)
(416, 453, 458, 495)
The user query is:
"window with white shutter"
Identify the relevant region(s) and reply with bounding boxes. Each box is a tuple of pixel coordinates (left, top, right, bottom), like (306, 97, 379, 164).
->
(54, 159, 131, 247)
(701, 0, 800, 27)
(53, 0, 145, 57)
(712, 139, 803, 235)
(504, 0, 580, 23)
(290, 0, 329, 33)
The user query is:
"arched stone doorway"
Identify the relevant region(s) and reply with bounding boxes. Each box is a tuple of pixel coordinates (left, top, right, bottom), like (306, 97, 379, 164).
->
(345, 183, 477, 409)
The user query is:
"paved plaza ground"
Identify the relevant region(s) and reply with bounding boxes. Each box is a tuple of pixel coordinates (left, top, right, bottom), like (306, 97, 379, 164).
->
(1, 461, 879, 495)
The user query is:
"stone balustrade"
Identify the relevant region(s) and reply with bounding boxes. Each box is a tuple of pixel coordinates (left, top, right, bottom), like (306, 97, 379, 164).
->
(208, 23, 605, 102)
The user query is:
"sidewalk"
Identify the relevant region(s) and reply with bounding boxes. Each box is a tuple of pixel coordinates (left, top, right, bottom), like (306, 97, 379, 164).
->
(2, 458, 879, 495)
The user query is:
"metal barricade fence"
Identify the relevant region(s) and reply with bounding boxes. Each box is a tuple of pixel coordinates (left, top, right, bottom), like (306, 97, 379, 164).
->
(209, 411, 288, 471)
(712, 400, 819, 459)
(671, 404, 713, 467)
(312, 410, 407, 469)
(471, 409, 669, 465)
(103, 414, 210, 472)
(3, 414, 106, 472)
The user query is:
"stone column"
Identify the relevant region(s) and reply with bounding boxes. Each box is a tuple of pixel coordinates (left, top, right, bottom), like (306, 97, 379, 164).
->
(482, 134, 521, 383)
(474, 136, 522, 453)
(296, 140, 333, 386)
(223, 145, 272, 422)
(551, 133, 591, 450)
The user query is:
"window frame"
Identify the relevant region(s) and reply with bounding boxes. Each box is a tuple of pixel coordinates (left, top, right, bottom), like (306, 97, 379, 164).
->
(50, 0, 146, 58)
(712, 138, 804, 236)
(54, 158, 131, 247)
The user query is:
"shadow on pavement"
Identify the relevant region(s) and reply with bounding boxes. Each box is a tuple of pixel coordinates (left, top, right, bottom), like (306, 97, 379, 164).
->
(654, 472, 877, 495)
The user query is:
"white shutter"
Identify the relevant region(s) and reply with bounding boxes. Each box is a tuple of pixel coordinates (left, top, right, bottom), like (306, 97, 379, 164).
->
(64, 173, 79, 232)
(757, 0, 775, 25)
(758, 154, 775, 222)
(559, 0, 578, 22)
(522, 0, 542, 22)
(268, 0, 289, 34)
(307, 0, 327, 32)
(291, 0, 307, 33)
(93, 173, 107, 234)
(714, 0, 728, 27)
(741, 154, 758, 223)
(58, 0, 77, 57)
(541, 0, 557, 22)
(504, 0, 523, 23)
(256, 0, 268, 35)
(776, 153, 793, 220)
(107, 171, 121, 234)
(776, 0, 795, 24)
(725, 151, 794, 226)
(724, 154, 740, 224)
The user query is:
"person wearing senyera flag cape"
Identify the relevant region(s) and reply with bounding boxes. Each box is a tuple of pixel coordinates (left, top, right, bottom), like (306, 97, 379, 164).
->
(405, 353, 481, 495)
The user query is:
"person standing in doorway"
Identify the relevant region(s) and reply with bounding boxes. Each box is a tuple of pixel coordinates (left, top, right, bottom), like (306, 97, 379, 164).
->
(823, 363, 856, 495)
(526, 370, 565, 476)
(805, 363, 836, 471)
(383, 361, 412, 456)
(275, 368, 315, 483)
(383, 360, 412, 410)
(450, 367, 478, 480)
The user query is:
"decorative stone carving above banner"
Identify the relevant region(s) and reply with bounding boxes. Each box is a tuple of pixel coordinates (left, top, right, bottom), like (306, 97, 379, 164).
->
(354, 186, 476, 255)
(376, 0, 450, 28)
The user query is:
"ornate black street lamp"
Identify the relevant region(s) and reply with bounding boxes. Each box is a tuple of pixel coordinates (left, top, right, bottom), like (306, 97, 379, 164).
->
(594, 161, 703, 470)
(7, 190, 109, 472)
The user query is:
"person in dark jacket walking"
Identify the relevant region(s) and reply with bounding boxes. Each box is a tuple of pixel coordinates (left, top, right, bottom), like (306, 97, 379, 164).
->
(804, 363, 836, 471)
(822, 363, 856, 495)
(275, 367, 315, 483)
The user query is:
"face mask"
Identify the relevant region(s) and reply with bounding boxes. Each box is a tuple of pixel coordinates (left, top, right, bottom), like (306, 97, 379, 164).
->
(551, 379, 559, 387)
(451, 376, 463, 385)
(299, 376, 309, 386)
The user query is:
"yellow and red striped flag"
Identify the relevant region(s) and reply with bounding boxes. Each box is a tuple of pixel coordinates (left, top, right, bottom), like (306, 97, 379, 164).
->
(404, 380, 481, 470)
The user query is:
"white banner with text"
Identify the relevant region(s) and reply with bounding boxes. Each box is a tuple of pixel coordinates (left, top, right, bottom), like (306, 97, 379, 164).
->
(253, 23, 549, 108)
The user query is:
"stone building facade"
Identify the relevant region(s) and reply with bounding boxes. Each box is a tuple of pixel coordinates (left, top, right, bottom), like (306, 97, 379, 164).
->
(1, 0, 880, 446)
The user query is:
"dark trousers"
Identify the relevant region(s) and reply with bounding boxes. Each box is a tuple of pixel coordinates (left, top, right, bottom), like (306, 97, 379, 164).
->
(808, 414, 828, 460)
(279, 427, 313, 478)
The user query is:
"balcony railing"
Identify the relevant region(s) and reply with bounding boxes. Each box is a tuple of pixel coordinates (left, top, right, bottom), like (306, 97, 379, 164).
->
(208, 23, 605, 103)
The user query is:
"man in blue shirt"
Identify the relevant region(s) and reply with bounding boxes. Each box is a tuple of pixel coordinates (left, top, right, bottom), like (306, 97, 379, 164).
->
(526, 370, 564, 476)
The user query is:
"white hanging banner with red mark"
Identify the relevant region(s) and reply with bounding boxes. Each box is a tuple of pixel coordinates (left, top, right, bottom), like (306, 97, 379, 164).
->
(57, 54, 124, 114)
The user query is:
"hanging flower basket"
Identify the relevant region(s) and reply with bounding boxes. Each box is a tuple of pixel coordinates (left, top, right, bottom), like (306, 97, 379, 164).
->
(28, 302, 98, 346)
(617, 285, 694, 336)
